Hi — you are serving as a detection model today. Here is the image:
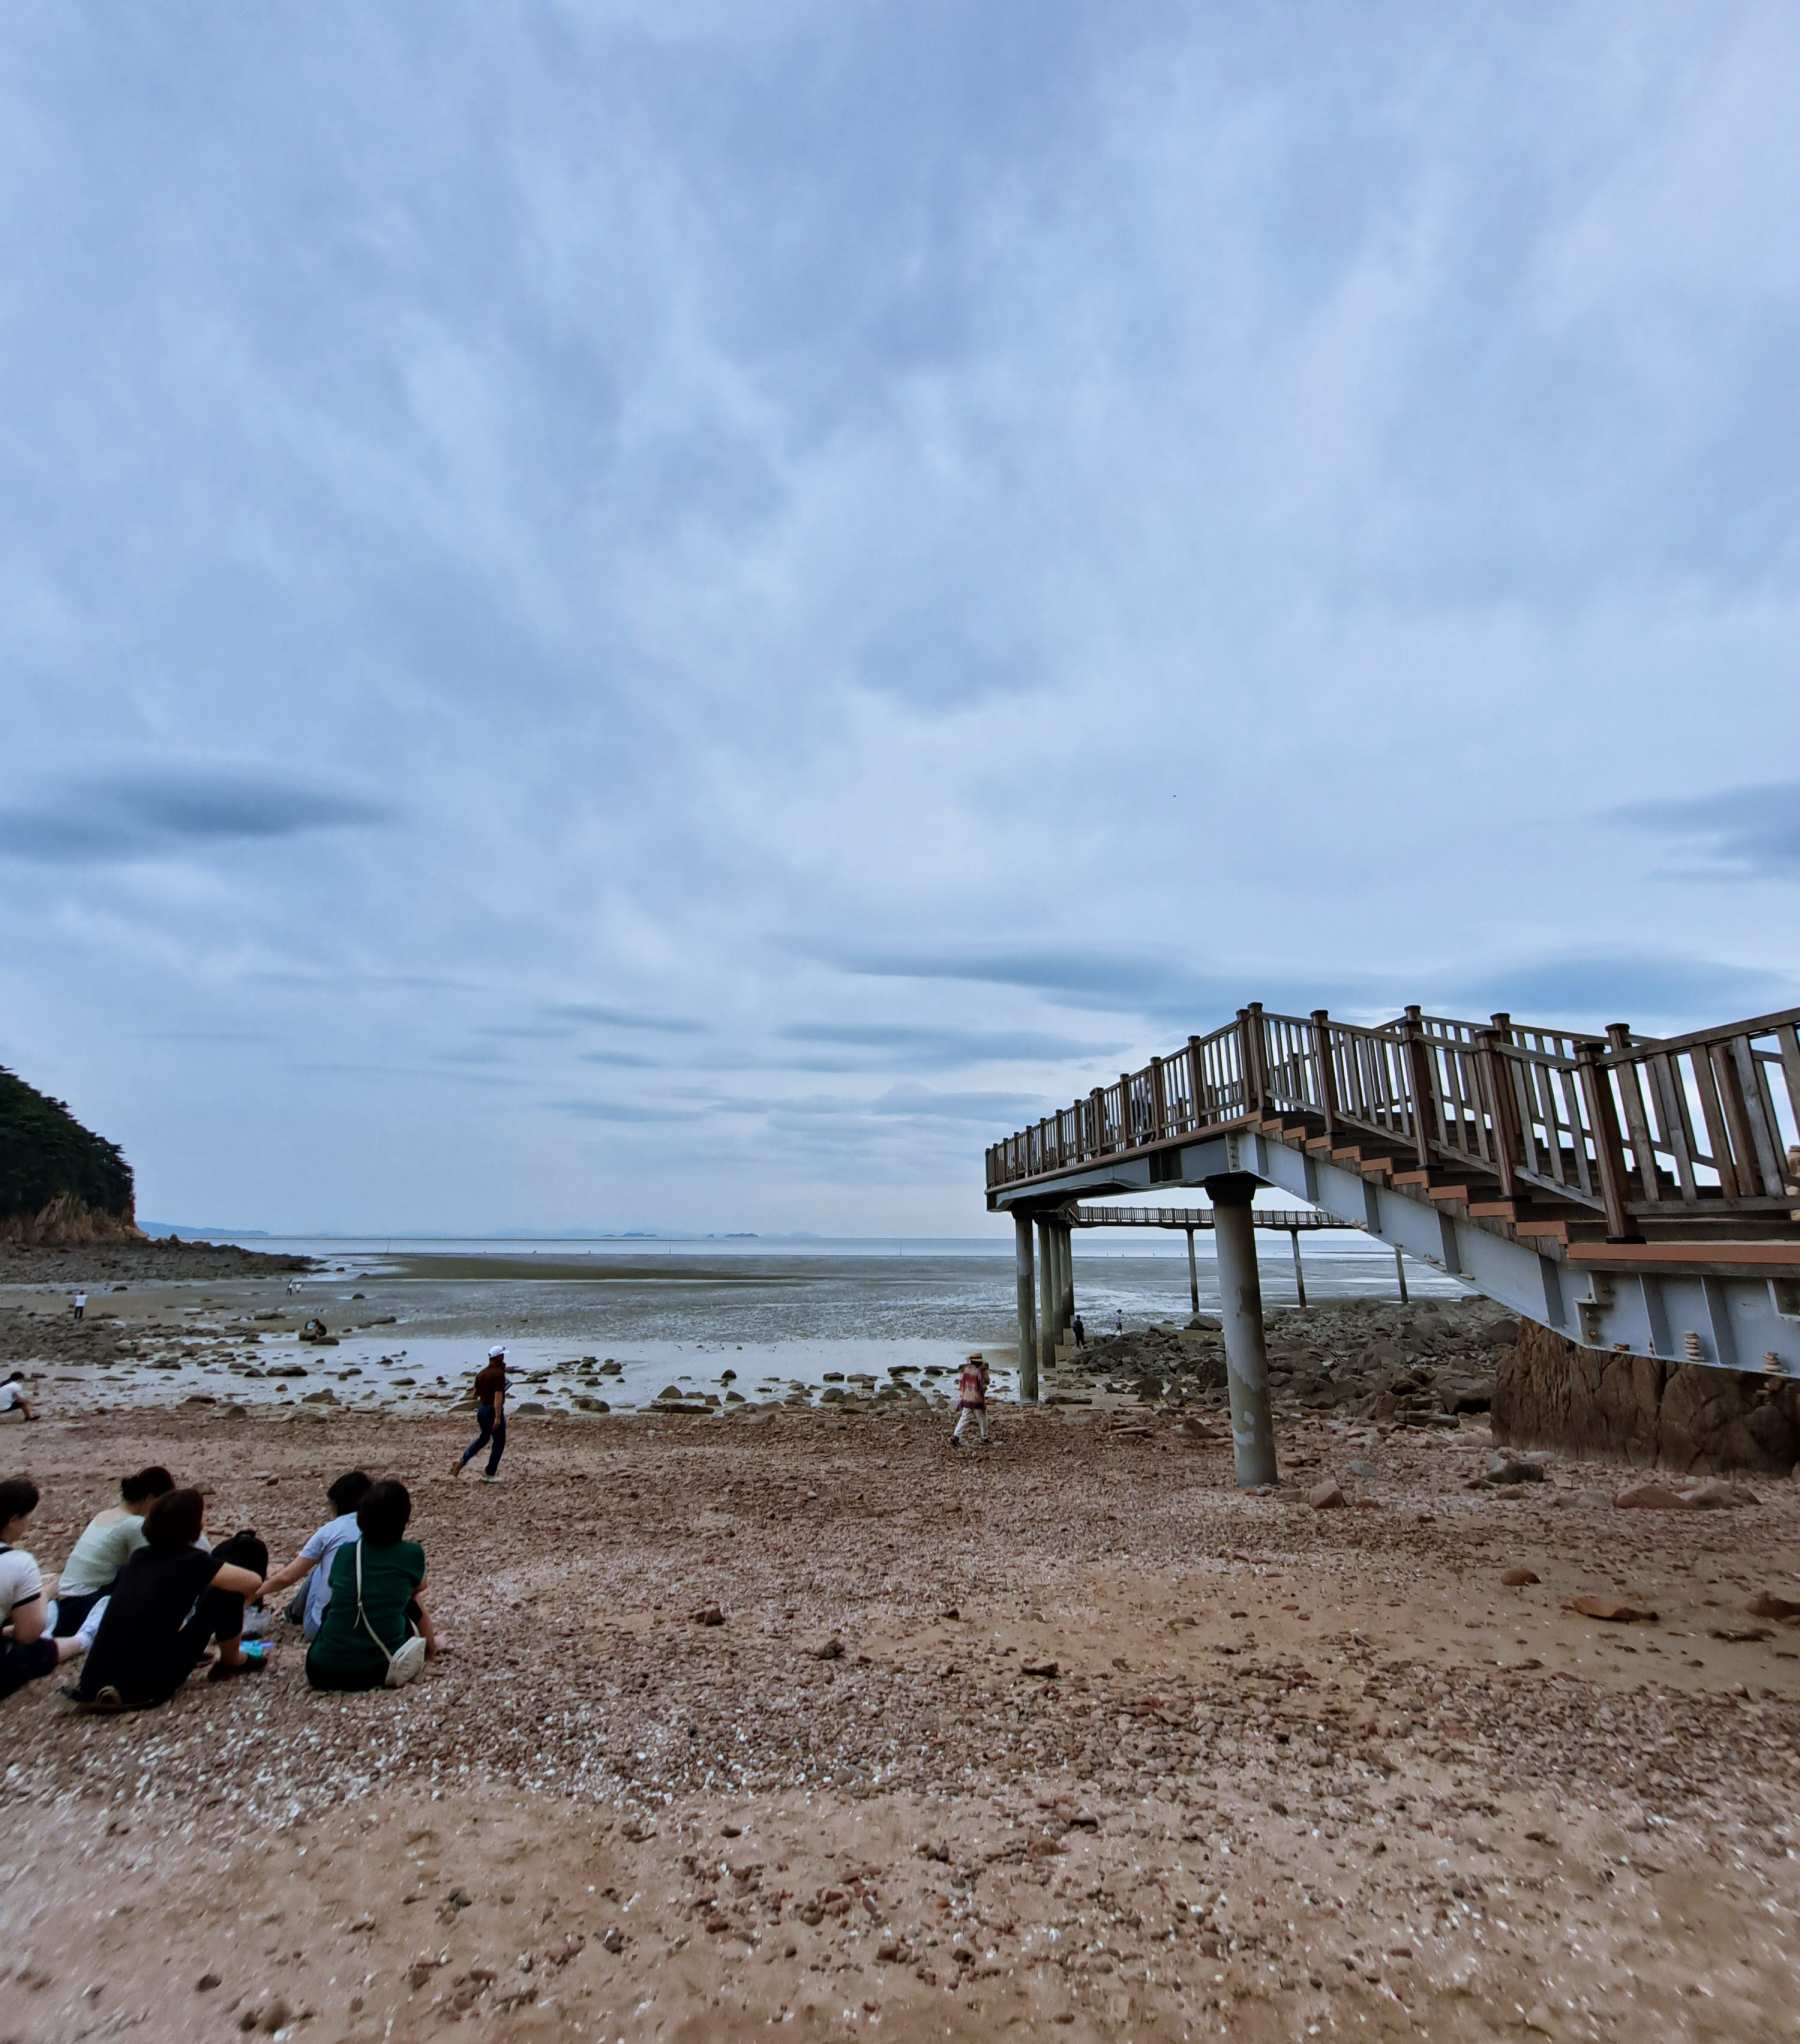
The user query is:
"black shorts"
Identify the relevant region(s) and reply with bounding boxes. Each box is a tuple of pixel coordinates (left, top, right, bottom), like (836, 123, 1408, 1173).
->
(0, 1635, 59, 1701)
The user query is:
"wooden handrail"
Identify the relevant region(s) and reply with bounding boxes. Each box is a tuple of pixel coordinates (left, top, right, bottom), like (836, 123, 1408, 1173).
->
(987, 999, 1800, 1230)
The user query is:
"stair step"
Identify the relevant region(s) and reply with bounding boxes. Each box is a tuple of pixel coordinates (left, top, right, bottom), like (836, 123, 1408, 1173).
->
(1393, 1166, 1486, 1190)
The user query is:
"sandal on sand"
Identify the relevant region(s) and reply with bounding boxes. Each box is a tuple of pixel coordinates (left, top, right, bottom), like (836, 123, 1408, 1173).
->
(63, 1684, 127, 1713)
(207, 1656, 265, 1683)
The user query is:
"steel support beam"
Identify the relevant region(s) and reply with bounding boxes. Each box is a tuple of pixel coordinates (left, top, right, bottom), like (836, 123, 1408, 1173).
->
(1208, 1174, 1278, 1488)
(996, 1132, 1800, 1379)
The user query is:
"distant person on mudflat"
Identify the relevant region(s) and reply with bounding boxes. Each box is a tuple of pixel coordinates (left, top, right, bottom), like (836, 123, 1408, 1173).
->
(2, 1479, 87, 1700)
(259, 1469, 373, 1636)
(71, 1289, 87, 1323)
(0, 1373, 32, 1423)
(305, 1479, 438, 1692)
(69, 1490, 267, 1711)
(950, 1352, 990, 1449)
(50, 1465, 176, 1637)
(454, 1345, 509, 1481)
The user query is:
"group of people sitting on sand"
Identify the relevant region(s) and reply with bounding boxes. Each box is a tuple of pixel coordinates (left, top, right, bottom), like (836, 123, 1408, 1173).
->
(1, 1463, 440, 1711)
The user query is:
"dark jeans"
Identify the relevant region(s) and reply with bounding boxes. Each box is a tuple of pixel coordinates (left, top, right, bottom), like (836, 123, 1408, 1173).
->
(0, 1635, 59, 1700)
(52, 1587, 104, 1638)
(460, 1402, 506, 1475)
(75, 1584, 247, 1708)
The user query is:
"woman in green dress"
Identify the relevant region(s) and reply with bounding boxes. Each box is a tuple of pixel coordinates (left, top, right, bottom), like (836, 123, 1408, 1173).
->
(305, 1479, 439, 1691)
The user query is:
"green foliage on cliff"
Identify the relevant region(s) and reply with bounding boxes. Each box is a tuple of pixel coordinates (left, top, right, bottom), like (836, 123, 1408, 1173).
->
(0, 1066, 135, 1222)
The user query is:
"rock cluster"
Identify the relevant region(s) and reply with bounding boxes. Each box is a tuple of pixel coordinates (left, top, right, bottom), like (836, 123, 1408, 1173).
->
(1070, 1297, 1517, 1424)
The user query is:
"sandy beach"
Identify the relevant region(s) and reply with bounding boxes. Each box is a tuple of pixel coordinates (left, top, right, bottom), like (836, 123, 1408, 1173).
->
(5, 1348, 1800, 2039)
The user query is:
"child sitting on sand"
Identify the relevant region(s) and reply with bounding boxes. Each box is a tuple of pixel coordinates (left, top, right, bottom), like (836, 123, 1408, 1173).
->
(950, 1352, 990, 1449)
(259, 1469, 373, 1639)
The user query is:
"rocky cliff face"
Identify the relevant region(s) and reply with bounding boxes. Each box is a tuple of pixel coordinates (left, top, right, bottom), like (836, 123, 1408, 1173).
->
(0, 1191, 145, 1247)
(1494, 1319, 1800, 1476)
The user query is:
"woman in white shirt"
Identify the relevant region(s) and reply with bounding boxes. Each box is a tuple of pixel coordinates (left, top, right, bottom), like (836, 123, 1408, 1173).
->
(51, 1466, 176, 1638)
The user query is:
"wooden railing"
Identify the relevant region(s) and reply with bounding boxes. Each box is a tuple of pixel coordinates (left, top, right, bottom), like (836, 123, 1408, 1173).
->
(985, 1002, 1800, 1236)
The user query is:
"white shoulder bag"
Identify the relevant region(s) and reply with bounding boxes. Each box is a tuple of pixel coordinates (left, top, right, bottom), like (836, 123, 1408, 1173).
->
(354, 1542, 427, 1688)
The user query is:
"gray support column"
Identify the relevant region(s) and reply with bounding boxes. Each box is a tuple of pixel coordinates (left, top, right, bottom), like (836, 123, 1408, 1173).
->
(1037, 1210, 1054, 1340)
(1058, 1223, 1076, 1333)
(1207, 1175, 1278, 1488)
(1036, 1217, 1057, 1379)
(1185, 1228, 1200, 1315)
(1289, 1229, 1307, 1309)
(1015, 1213, 1039, 1402)
(1394, 1246, 1410, 1304)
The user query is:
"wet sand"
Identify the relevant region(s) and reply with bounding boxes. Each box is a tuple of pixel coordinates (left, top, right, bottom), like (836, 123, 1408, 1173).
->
(4, 1399, 1800, 2040)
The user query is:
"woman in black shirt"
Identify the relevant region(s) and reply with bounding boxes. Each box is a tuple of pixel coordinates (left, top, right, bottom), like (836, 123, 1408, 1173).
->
(71, 1489, 266, 1711)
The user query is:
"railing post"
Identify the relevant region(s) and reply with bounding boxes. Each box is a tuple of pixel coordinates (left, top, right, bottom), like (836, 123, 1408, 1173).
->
(1401, 1005, 1435, 1168)
(1577, 1041, 1635, 1239)
(1310, 1009, 1338, 1141)
(1090, 1087, 1106, 1156)
(1709, 1038, 1763, 1198)
(1119, 1072, 1134, 1148)
(1237, 1007, 1266, 1116)
(1604, 1023, 1657, 1203)
(1476, 1029, 1520, 1198)
(1187, 1035, 1208, 1129)
(1149, 1054, 1168, 1140)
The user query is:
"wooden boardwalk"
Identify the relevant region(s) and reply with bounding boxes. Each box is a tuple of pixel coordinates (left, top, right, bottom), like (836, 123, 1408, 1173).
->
(981, 1001, 1800, 1465)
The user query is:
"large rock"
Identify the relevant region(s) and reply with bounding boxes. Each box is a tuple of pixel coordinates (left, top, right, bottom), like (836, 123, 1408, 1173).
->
(1494, 1319, 1800, 1476)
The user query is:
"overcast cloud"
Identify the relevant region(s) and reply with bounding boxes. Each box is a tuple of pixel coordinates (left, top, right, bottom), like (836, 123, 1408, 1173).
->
(2, 2, 1797, 1233)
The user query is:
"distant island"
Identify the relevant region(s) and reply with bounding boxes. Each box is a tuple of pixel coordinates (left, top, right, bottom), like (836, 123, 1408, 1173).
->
(141, 1222, 272, 1238)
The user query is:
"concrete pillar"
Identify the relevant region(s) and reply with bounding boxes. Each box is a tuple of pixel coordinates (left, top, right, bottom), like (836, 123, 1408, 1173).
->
(1037, 1210, 1054, 1340)
(1207, 1175, 1278, 1489)
(1036, 1216, 1057, 1379)
(1394, 1246, 1410, 1304)
(1185, 1228, 1200, 1315)
(1015, 1213, 1038, 1402)
(1289, 1228, 1307, 1309)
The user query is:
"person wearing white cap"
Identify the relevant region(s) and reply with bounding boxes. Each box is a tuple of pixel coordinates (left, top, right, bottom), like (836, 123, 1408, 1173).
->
(454, 1345, 509, 1481)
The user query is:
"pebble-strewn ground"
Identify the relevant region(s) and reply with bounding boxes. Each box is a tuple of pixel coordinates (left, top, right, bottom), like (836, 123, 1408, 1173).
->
(4, 1401, 1800, 2041)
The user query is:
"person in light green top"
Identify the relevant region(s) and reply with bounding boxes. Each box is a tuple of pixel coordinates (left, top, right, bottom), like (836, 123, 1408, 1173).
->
(51, 1467, 175, 1638)
(305, 1479, 439, 1692)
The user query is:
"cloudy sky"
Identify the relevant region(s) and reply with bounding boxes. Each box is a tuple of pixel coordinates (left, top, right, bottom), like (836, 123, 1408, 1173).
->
(3, 2, 1797, 1235)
